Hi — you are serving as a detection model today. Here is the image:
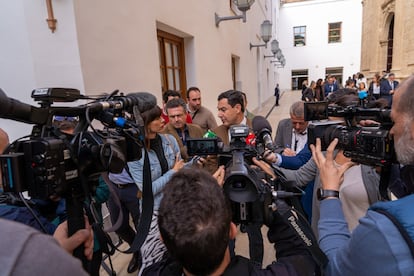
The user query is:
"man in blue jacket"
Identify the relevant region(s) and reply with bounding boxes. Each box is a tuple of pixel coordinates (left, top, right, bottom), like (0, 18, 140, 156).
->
(311, 74, 414, 275)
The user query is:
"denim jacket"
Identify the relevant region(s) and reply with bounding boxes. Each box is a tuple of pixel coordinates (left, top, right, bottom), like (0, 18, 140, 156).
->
(128, 134, 180, 211)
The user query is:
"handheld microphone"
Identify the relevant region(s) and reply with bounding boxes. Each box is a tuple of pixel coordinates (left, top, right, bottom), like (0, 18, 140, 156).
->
(252, 115, 274, 151)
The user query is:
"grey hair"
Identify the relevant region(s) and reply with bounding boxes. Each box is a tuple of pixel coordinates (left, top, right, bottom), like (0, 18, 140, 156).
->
(290, 101, 304, 118)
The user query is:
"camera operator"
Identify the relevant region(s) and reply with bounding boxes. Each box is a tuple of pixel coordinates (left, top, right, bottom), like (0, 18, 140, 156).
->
(142, 167, 316, 275)
(0, 217, 93, 275)
(311, 75, 414, 275)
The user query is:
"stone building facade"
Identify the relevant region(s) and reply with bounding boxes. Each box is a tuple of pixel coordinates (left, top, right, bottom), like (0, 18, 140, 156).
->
(360, 0, 414, 80)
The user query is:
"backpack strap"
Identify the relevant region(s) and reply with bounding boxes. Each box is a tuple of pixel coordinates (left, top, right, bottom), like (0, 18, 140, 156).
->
(374, 209, 414, 259)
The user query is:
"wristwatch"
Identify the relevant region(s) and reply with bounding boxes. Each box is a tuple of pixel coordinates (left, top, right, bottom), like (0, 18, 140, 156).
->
(317, 188, 339, 201)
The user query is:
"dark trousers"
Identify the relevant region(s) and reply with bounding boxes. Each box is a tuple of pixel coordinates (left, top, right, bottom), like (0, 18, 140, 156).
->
(275, 95, 280, 105)
(106, 183, 140, 245)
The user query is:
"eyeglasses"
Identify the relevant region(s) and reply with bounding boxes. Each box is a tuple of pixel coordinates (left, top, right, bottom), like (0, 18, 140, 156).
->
(53, 115, 79, 122)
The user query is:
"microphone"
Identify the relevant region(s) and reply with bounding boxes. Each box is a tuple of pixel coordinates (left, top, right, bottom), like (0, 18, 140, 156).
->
(87, 92, 156, 114)
(0, 88, 47, 124)
(252, 115, 274, 151)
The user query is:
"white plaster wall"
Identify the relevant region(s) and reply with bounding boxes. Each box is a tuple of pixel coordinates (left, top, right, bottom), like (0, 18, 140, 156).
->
(0, 0, 275, 141)
(73, 0, 275, 118)
(277, 0, 362, 91)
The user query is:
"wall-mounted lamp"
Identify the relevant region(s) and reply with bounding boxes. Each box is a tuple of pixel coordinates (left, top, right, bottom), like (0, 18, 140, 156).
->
(215, 0, 255, 27)
(264, 39, 280, 58)
(250, 20, 272, 50)
(46, 0, 57, 33)
(271, 57, 286, 67)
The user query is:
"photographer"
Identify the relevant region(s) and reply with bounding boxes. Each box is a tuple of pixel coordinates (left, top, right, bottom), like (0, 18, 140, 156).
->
(311, 75, 414, 275)
(144, 167, 316, 275)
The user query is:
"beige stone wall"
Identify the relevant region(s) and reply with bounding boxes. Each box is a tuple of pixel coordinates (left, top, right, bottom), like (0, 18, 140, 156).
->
(361, 0, 414, 81)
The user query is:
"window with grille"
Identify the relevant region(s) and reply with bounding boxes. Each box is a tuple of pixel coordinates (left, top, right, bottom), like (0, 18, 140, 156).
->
(157, 30, 187, 98)
(328, 22, 342, 43)
(293, 26, 306, 47)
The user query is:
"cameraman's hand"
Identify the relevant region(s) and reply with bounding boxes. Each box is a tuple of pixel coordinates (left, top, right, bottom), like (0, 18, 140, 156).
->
(252, 157, 276, 180)
(172, 153, 185, 172)
(310, 138, 354, 191)
(359, 119, 380, 127)
(53, 219, 94, 261)
(213, 165, 225, 187)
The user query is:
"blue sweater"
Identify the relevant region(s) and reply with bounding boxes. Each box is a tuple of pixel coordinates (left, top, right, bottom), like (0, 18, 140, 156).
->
(319, 196, 414, 275)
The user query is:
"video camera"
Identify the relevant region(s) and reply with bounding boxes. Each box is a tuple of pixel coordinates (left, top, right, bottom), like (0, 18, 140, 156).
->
(187, 122, 302, 227)
(305, 101, 395, 166)
(0, 88, 154, 198)
(0, 87, 155, 246)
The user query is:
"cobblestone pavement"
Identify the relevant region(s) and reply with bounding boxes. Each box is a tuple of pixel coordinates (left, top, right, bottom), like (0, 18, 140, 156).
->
(100, 90, 302, 275)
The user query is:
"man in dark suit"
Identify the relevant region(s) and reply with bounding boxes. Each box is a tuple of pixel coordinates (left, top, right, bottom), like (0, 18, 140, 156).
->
(162, 98, 204, 161)
(273, 101, 308, 156)
(380, 72, 399, 106)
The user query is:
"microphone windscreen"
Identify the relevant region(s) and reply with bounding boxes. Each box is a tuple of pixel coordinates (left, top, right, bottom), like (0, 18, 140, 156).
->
(125, 92, 157, 113)
(252, 115, 272, 133)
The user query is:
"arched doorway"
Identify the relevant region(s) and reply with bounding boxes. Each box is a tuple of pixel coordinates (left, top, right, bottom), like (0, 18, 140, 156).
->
(386, 15, 394, 72)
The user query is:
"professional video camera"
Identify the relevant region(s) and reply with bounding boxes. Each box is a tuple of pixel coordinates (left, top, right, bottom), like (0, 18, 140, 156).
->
(0, 87, 155, 257)
(304, 101, 395, 166)
(0, 88, 155, 198)
(187, 117, 302, 227)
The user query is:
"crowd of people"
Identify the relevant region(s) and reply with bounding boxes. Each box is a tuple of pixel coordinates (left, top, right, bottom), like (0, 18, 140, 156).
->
(301, 71, 399, 108)
(1, 71, 414, 276)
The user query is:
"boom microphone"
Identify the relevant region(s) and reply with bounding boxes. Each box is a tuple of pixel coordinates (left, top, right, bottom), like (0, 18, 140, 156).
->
(252, 115, 274, 151)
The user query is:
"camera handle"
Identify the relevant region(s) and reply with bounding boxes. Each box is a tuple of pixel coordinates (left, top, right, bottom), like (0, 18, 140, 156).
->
(66, 174, 89, 270)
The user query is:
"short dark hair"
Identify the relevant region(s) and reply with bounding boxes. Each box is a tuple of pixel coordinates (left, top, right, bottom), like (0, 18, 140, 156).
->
(217, 90, 245, 112)
(186, 86, 200, 99)
(158, 168, 232, 275)
(165, 98, 187, 114)
(162, 90, 181, 104)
